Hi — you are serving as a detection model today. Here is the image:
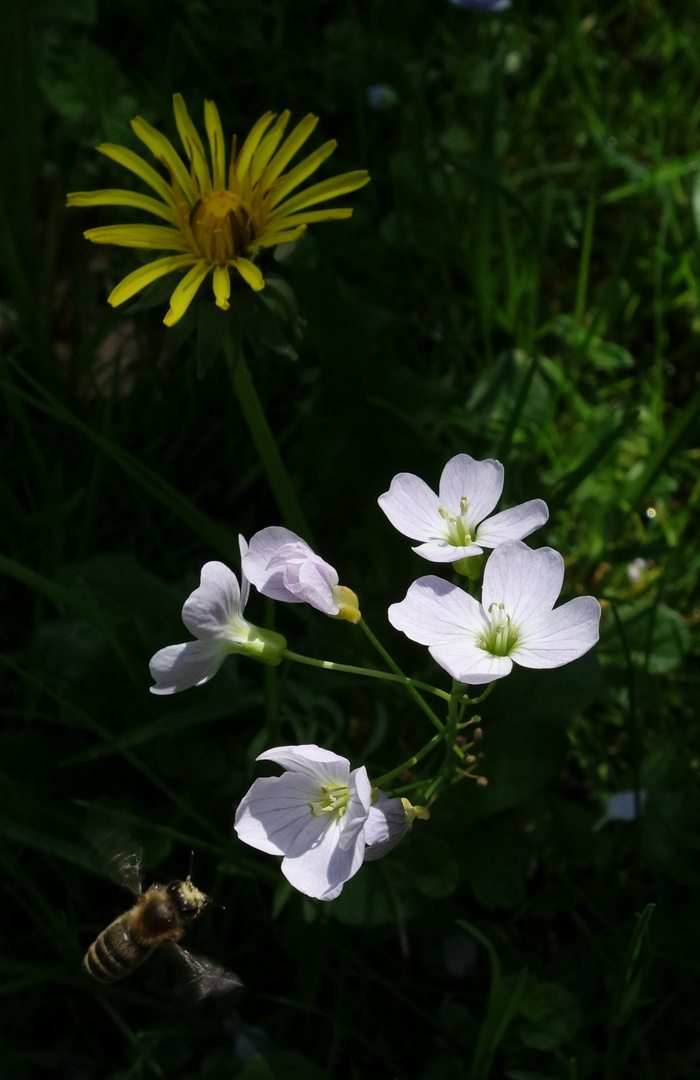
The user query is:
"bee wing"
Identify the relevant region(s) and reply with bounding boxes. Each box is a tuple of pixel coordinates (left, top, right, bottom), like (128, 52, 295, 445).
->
(112, 850, 144, 896)
(165, 942, 243, 1001)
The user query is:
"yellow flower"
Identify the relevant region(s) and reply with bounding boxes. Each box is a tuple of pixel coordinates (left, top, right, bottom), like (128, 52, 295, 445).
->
(68, 94, 370, 327)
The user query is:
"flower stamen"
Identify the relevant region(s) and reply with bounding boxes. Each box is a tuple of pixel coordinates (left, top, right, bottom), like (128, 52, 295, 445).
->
(308, 782, 350, 818)
(478, 601, 519, 656)
(438, 495, 473, 547)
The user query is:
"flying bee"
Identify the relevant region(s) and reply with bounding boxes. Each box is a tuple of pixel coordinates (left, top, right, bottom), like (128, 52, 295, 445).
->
(83, 851, 242, 999)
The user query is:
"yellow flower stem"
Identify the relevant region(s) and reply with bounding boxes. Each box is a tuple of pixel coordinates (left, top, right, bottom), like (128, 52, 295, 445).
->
(222, 332, 313, 542)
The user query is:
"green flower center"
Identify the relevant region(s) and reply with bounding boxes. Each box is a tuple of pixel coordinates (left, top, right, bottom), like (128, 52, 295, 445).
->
(438, 495, 474, 547)
(308, 782, 350, 818)
(477, 602, 520, 656)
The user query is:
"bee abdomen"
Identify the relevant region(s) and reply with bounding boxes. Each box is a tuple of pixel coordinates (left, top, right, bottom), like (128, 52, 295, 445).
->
(83, 916, 154, 983)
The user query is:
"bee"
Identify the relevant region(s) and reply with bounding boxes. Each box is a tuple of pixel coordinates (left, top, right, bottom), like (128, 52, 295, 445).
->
(83, 851, 242, 999)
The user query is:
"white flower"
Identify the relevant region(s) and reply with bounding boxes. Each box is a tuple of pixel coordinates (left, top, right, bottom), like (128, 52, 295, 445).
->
(149, 555, 286, 695)
(233, 744, 372, 900)
(594, 790, 647, 831)
(363, 794, 430, 861)
(241, 527, 361, 622)
(378, 454, 549, 563)
(388, 540, 601, 685)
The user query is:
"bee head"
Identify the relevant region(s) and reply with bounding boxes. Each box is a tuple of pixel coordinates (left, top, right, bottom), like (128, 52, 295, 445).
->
(166, 879, 211, 923)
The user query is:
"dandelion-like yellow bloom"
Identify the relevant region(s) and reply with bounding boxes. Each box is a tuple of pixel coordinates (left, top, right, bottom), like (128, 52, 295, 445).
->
(68, 94, 370, 326)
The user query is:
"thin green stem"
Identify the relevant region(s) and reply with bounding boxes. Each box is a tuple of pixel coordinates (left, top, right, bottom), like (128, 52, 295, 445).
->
(282, 649, 450, 710)
(359, 618, 446, 731)
(222, 332, 312, 542)
(372, 732, 443, 789)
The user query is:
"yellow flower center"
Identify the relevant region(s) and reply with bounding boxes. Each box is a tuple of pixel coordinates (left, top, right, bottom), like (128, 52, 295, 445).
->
(189, 189, 252, 264)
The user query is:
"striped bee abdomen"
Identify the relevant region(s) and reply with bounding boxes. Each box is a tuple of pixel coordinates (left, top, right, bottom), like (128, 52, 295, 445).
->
(83, 912, 155, 983)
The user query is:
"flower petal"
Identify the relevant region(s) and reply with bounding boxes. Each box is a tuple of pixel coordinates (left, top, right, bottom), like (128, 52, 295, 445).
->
(231, 256, 264, 291)
(262, 113, 318, 187)
(257, 743, 350, 784)
(266, 208, 353, 228)
(246, 224, 307, 251)
(482, 541, 564, 624)
(172, 92, 211, 194)
(234, 773, 325, 856)
(243, 527, 337, 605)
(388, 576, 487, 646)
(235, 111, 276, 182)
(283, 815, 365, 900)
(475, 499, 549, 548)
(238, 535, 251, 610)
(66, 188, 177, 224)
(267, 140, 338, 208)
(411, 539, 483, 562)
(438, 455, 503, 524)
(429, 641, 513, 684)
(96, 143, 175, 205)
(131, 113, 195, 204)
(163, 260, 212, 326)
(363, 797, 409, 861)
(212, 264, 231, 310)
(250, 110, 291, 186)
(83, 224, 190, 251)
(107, 254, 197, 308)
(269, 170, 370, 216)
(292, 557, 338, 614)
(378, 472, 443, 542)
(512, 595, 601, 669)
(340, 766, 373, 851)
(181, 562, 243, 638)
(204, 99, 227, 189)
(149, 638, 227, 695)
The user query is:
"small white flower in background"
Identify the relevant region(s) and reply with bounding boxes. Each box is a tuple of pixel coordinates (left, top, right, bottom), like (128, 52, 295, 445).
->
(626, 557, 648, 584)
(363, 794, 430, 862)
(149, 556, 287, 695)
(241, 527, 361, 623)
(388, 540, 601, 685)
(234, 745, 373, 900)
(378, 454, 549, 564)
(594, 790, 647, 831)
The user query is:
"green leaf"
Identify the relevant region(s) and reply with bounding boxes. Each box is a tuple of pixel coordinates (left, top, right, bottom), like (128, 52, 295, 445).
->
(516, 978, 581, 1051)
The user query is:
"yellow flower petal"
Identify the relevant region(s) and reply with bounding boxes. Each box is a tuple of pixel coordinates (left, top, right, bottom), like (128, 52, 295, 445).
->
(84, 224, 190, 250)
(173, 92, 211, 195)
(72, 97, 369, 326)
(267, 140, 337, 209)
(163, 261, 213, 325)
(267, 208, 353, 229)
(108, 254, 198, 306)
(262, 113, 318, 187)
(212, 264, 231, 310)
(204, 99, 227, 190)
(66, 188, 177, 224)
(96, 144, 174, 205)
(235, 111, 276, 184)
(271, 170, 370, 218)
(247, 224, 307, 251)
(232, 257, 265, 291)
(131, 114, 195, 204)
(250, 111, 290, 187)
